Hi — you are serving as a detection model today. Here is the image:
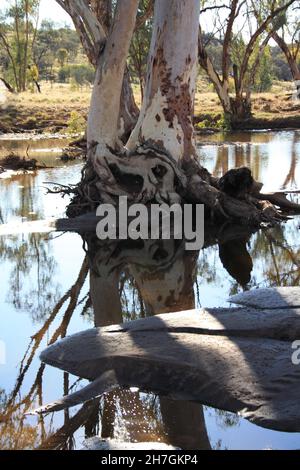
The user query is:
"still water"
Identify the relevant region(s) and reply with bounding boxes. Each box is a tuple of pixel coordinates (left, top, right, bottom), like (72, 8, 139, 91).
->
(0, 130, 300, 450)
(0, 134, 72, 162)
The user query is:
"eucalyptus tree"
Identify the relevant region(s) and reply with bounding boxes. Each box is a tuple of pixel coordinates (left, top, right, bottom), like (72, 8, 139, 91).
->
(54, 0, 300, 225)
(0, 0, 40, 92)
(198, 0, 297, 124)
(253, 0, 300, 93)
(55, 0, 141, 139)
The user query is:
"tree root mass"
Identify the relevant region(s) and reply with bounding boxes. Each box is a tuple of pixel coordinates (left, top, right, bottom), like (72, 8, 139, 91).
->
(46, 144, 300, 227)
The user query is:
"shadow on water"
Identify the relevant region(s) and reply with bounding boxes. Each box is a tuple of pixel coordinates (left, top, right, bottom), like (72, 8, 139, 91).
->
(0, 130, 300, 450)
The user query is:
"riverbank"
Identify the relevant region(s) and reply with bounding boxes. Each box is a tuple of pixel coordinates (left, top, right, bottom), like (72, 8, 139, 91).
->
(0, 81, 299, 134)
(0, 85, 89, 133)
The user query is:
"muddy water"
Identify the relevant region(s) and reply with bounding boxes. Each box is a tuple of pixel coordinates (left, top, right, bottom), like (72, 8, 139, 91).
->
(0, 130, 300, 450)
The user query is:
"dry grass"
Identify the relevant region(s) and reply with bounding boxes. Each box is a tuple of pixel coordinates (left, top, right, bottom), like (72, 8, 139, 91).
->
(9, 79, 296, 113)
(7, 82, 92, 109)
(1, 79, 299, 133)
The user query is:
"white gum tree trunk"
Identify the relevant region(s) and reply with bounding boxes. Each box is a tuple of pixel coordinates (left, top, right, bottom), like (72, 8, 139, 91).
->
(87, 0, 139, 149)
(126, 0, 200, 163)
(206, 61, 232, 115)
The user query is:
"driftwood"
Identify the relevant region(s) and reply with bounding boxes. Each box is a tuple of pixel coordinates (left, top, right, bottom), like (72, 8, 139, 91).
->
(0, 212, 257, 269)
(0, 212, 248, 236)
(0, 155, 38, 171)
(0, 214, 101, 236)
(32, 287, 300, 432)
(0, 155, 54, 172)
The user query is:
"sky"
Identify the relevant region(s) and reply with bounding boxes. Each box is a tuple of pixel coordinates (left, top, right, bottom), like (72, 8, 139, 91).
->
(0, 0, 269, 34)
(0, 0, 215, 32)
(1, 0, 74, 27)
(1, 0, 294, 42)
(39, 0, 73, 27)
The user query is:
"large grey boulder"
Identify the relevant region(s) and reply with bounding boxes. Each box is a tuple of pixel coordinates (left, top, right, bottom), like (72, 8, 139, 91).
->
(35, 305, 300, 432)
(229, 287, 300, 309)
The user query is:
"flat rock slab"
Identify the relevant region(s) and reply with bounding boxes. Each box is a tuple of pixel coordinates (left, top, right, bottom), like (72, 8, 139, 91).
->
(229, 287, 300, 309)
(37, 308, 300, 432)
(104, 306, 300, 341)
(82, 438, 179, 450)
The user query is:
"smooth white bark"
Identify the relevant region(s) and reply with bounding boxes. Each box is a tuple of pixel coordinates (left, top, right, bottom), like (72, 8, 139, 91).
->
(126, 0, 200, 162)
(87, 0, 139, 148)
(206, 59, 231, 114)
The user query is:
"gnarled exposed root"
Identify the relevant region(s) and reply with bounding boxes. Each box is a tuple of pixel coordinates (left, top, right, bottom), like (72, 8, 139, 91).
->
(66, 142, 186, 217)
(91, 143, 185, 205)
(63, 143, 300, 226)
(257, 191, 300, 213)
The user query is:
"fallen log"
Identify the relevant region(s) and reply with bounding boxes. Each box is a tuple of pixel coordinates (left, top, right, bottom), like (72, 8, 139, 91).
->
(0, 155, 54, 171)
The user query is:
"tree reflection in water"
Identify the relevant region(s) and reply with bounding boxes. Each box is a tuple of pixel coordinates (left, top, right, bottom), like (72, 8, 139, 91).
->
(86, 234, 210, 450)
(0, 173, 63, 322)
(0, 257, 89, 449)
(1, 216, 300, 449)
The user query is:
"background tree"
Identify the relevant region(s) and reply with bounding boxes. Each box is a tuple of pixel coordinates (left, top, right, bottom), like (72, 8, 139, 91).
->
(57, 47, 68, 68)
(253, 47, 273, 92)
(257, 1, 300, 91)
(33, 21, 81, 80)
(27, 62, 41, 92)
(0, 0, 40, 92)
(198, 0, 296, 125)
(231, 34, 273, 96)
(58, 63, 95, 86)
(128, 0, 153, 101)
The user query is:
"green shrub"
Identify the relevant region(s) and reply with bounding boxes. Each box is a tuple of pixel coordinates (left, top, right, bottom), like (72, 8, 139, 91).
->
(58, 64, 94, 86)
(66, 111, 86, 135)
(58, 65, 70, 83)
(216, 113, 232, 131)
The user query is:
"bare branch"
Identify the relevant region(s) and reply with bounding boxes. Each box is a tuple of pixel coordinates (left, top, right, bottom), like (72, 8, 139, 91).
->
(71, 0, 106, 43)
(200, 4, 231, 14)
(222, 0, 239, 84)
(55, 0, 106, 64)
(272, 30, 300, 80)
(0, 77, 15, 93)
